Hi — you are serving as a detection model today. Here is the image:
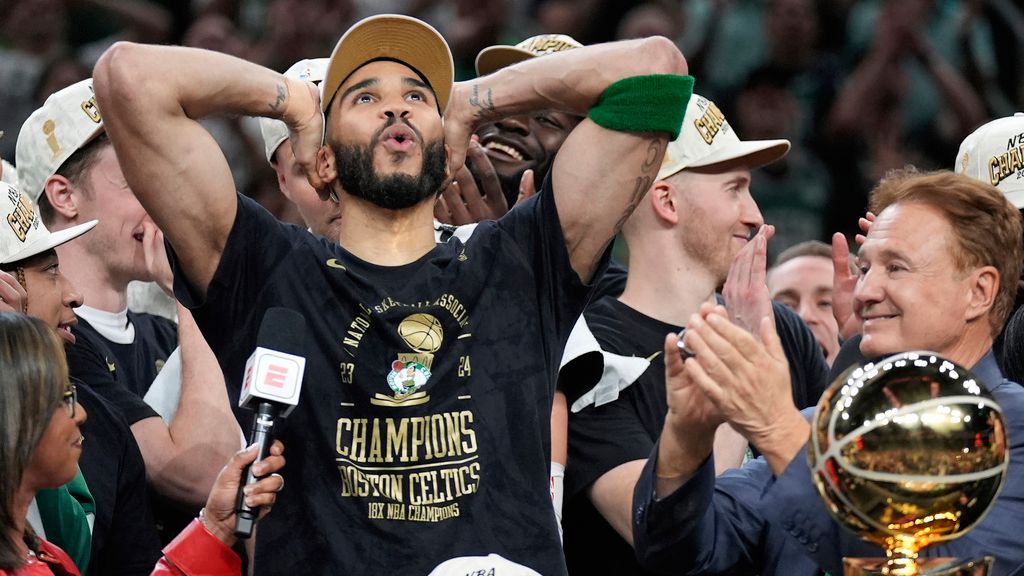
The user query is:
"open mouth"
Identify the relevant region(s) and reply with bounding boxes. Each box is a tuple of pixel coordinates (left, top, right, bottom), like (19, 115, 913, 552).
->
(132, 231, 144, 242)
(483, 141, 528, 162)
(57, 322, 76, 344)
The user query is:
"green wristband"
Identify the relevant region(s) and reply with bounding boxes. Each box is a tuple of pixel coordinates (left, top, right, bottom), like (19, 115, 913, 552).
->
(588, 74, 694, 139)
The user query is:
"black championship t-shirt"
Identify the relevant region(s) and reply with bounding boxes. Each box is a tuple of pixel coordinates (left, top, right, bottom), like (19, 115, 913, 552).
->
(66, 312, 184, 543)
(75, 379, 162, 575)
(560, 296, 829, 575)
(66, 312, 177, 425)
(169, 186, 596, 576)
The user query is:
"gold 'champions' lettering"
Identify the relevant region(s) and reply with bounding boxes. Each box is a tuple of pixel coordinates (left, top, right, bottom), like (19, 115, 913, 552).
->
(6, 193, 35, 242)
(988, 144, 1024, 187)
(693, 100, 726, 145)
(408, 463, 481, 505)
(336, 411, 483, 522)
(338, 466, 404, 501)
(81, 94, 102, 123)
(336, 411, 478, 463)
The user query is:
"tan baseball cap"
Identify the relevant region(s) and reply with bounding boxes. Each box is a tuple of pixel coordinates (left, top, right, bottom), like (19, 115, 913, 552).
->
(475, 34, 583, 76)
(955, 113, 1024, 208)
(657, 94, 790, 181)
(0, 181, 96, 265)
(321, 14, 454, 113)
(260, 58, 329, 163)
(16, 79, 105, 204)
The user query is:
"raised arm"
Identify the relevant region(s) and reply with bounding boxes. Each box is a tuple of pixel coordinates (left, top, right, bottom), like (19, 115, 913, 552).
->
(92, 43, 321, 296)
(444, 37, 689, 282)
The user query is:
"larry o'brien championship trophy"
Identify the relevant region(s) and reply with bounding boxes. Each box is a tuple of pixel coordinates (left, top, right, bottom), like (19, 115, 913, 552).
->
(809, 352, 1008, 575)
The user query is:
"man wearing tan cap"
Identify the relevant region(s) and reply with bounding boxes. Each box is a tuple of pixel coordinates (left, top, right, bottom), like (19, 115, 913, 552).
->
(258, 57, 475, 245)
(439, 34, 585, 218)
(93, 12, 692, 575)
(557, 93, 828, 574)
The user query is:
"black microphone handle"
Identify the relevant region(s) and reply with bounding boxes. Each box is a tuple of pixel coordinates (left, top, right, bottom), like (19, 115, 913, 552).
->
(234, 401, 277, 539)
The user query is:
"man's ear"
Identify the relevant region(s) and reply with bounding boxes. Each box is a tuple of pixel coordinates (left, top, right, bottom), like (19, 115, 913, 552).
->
(965, 265, 998, 323)
(315, 144, 337, 201)
(649, 180, 678, 225)
(42, 175, 81, 220)
(274, 169, 295, 202)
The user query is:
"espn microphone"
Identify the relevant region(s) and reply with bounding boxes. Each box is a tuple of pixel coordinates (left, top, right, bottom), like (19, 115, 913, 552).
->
(234, 307, 307, 538)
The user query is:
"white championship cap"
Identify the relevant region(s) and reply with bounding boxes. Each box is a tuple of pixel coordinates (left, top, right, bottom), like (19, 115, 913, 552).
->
(259, 58, 329, 164)
(321, 14, 454, 113)
(16, 78, 105, 204)
(0, 181, 96, 265)
(955, 112, 1024, 209)
(657, 93, 790, 181)
(475, 33, 583, 76)
(427, 554, 542, 576)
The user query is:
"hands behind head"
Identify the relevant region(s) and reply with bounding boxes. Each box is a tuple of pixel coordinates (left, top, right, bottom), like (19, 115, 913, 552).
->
(0, 271, 27, 314)
(201, 440, 286, 547)
(831, 211, 875, 340)
(434, 137, 537, 225)
(283, 78, 326, 193)
(439, 82, 480, 189)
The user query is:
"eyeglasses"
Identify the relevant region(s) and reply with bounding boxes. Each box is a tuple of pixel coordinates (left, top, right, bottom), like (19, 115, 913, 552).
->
(62, 384, 77, 418)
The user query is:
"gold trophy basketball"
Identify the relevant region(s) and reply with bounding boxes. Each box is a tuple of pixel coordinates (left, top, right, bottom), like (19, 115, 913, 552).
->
(809, 352, 1008, 575)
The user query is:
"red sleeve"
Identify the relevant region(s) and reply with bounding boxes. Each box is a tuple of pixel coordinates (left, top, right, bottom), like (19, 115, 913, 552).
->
(150, 519, 241, 575)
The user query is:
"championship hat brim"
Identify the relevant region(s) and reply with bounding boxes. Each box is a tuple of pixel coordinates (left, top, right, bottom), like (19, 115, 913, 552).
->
(475, 34, 584, 76)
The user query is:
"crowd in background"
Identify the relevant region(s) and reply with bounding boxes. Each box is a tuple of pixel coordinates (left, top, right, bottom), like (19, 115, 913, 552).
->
(2, 2, 1024, 575)
(3, 0, 1022, 258)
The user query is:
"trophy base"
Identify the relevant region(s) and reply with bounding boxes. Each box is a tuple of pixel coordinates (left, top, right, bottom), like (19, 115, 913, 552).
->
(843, 556, 993, 576)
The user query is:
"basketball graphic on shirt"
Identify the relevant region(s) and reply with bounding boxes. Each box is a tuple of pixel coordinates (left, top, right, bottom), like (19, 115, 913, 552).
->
(809, 351, 1007, 569)
(398, 313, 444, 353)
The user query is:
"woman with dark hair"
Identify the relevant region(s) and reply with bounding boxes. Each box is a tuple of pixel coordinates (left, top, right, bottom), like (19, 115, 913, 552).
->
(0, 312, 285, 575)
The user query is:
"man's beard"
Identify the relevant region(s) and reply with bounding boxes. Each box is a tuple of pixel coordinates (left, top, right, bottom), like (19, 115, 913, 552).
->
(333, 137, 447, 211)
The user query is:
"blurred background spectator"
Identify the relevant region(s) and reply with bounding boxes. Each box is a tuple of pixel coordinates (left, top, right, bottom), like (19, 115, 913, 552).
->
(3, 0, 1021, 251)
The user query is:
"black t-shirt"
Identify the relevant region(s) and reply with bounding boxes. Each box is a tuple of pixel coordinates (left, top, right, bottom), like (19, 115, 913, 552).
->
(169, 187, 598, 576)
(66, 312, 177, 425)
(75, 378, 162, 575)
(559, 297, 829, 575)
(66, 312, 182, 544)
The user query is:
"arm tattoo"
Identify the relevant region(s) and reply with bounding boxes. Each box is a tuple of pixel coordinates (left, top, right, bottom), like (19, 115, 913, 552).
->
(269, 83, 287, 113)
(611, 138, 665, 232)
(468, 85, 496, 120)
